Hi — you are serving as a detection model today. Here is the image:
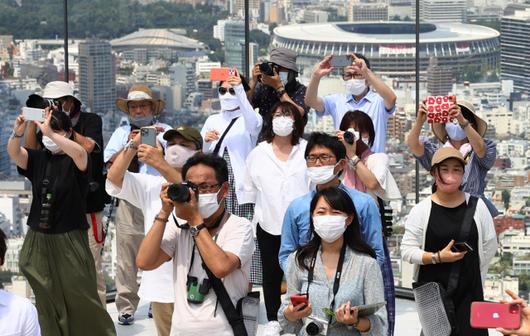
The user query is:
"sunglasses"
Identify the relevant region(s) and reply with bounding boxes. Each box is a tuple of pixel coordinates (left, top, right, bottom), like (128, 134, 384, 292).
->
(218, 87, 235, 95)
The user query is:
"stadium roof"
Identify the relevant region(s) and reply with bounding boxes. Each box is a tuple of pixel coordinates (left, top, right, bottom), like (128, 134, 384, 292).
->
(111, 28, 206, 50)
(273, 22, 500, 44)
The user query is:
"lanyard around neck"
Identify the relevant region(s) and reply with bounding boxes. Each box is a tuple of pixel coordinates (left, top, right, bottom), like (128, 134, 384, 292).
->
(306, 242, 347, 321)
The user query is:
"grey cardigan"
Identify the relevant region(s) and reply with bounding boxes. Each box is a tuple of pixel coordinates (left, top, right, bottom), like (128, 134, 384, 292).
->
(278, 248, 388, 335)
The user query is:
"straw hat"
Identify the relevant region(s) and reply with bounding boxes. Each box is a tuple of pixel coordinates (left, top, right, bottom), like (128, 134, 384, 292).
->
(432, 99, 487, 142)
(115, 84, 165, 115)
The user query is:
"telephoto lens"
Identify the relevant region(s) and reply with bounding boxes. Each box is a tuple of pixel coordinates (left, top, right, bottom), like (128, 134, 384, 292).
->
(259, 62, 275, 76)
(167, 182, 199, 203)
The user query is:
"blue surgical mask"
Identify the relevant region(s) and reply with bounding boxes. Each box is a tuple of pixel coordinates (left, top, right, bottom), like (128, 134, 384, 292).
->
(445, 123, 467, 141)
(279, 72, 289, 85)
(130, 115, 154, 128)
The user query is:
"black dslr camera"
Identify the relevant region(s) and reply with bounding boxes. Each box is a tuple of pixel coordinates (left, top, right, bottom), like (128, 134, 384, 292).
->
(259, 62, 277, 76)
(343, 130, 356, 145)
(167, 181, 199, 203)
(26, 94, 61, 112)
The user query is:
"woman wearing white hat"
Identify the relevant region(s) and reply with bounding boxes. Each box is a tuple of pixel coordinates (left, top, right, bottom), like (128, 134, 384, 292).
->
(407, 99, 498, 217)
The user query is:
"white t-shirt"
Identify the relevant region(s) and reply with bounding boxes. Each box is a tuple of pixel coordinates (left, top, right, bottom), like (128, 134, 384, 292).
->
(365, 153, 401, 202)
(160, 214, 255, 336)
(242, 140, 310, 235)
(105, 172, 174, 303)
(0, 289, 40, 336)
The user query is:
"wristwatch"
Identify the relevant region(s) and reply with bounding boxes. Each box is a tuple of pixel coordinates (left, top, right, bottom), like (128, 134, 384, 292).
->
(275, 87, 286, 99)
(349, 155, 361, 170)
(190, 223, 206, 237)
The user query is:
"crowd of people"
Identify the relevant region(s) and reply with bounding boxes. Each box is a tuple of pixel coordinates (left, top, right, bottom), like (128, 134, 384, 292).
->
(4, 47, 529, 336)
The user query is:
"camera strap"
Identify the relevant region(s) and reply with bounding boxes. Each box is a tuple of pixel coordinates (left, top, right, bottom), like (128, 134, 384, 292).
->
(213, 117, 239, 156)
(306, 241, 347, 323)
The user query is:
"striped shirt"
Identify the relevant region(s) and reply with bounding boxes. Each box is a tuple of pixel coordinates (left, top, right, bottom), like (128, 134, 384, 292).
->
(416, 138, 498, 216)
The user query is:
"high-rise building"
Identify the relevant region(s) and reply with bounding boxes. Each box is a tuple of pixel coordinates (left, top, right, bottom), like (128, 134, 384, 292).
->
(501, 9, 530, 95)
(78, 39, 116, 115)
(427, 57, 454, 96)
(224, 20, 245, 71)
(249, 42, 259, 75)
(348, 3, 388, 21)
(303, 10, 329, 23)
(232, 0, 260, 17)
(412, 0, 466, 23)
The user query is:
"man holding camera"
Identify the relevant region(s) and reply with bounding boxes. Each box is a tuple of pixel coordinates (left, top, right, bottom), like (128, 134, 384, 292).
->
(136, 154, 255, 336)
(104, 84, 172, 325)
(24, 80, 108, 306)
(106, 123, 201, 335)
(249, 47, 309, 139)
(305, 54, 397, 153)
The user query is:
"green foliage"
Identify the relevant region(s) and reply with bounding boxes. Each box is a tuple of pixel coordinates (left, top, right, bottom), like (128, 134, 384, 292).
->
(250, 29, 270, 55)
(502, 190, 511, 210)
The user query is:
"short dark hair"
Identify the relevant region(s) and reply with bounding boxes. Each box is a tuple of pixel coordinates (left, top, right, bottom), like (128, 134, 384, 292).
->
(261, 101, 305, 145)
(354, 53, 371, 69)
(0, 228, 6, 266)
(305, 132, 346, 161)
(50, 110, 74, 140)
(181, 153, 229, 184)
(339, 110, 375, 148)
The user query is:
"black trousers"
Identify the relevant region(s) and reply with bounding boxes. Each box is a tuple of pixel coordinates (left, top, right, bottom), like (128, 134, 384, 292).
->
(256, 223, 284, 322)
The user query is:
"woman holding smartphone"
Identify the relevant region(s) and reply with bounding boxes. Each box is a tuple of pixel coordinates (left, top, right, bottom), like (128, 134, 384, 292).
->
(7, 110, 115, 335)
(401, 147, 497, 336)
(278, 186, 387, 335)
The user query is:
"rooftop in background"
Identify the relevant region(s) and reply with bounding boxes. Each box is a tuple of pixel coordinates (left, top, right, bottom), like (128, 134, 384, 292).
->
(111, 28, 207, 51)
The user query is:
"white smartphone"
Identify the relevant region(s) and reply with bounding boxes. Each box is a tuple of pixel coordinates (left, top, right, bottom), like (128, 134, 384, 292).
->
(22, 107, 45, 122)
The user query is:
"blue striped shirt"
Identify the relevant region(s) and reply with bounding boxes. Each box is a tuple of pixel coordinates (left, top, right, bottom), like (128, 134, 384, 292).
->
(416, 138, 498, 216)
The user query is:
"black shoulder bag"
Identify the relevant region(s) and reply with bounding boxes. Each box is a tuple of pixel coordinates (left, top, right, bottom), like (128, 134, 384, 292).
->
(213, 117, 240, 157)
(412, 196, 478, 336)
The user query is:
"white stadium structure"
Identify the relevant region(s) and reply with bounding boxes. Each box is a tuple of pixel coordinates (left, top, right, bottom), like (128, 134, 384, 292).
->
(272, 22, 500, 79)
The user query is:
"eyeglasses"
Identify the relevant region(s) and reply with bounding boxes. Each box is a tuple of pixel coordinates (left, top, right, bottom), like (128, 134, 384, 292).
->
(342, 73, 364, 81)
(195, 183, 221, 194)
(306, 154, 336, 164)
(218, 87, 235, 95)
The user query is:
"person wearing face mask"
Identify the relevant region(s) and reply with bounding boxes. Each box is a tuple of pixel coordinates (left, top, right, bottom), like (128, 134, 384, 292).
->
(136, 154, 255, 336)
(278, 186, 387, 335)
(336, 110, 400, 336)
(406, 99, 498, 217)
(242, 101, 310, 336)
(106, 125, 202, 335)
(104, 84, 172, 325)
(401, 147, 497, 336)
(248, 48, 310, 141)
(279, 132, 384, 272)
(7, 109, 116, 335)
(305, 53, 397, 153)
(24, 81, 110, 306)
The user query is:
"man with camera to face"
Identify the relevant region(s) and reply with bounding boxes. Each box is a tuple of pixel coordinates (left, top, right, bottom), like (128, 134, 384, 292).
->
(106, 125, 202, 335)
(104, 84, 172, 326)
(136, 154, 255, 336)
(24, 81, 108, 306)
(248, 47, 310, 140)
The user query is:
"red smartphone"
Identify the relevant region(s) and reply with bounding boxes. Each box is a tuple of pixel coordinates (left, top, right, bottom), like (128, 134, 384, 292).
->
(424, 95, 455, 124)
(290, 295, 308, 307)
(470, 301, 521, 329)
(210, 67, 238, 81)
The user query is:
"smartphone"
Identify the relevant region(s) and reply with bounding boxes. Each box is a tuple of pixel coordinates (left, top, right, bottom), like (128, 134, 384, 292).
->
(354, 302, 386, 317)
(451, 241, 474, 253)
(424, 95, 455, 124)
(210, 67, 238, 81)
(470, 301, 521, 329)
(22, 107, 45, 122)
(140, 127, 157, 147)
(290, 295, 308, 307)
(330, 55, 352, 67)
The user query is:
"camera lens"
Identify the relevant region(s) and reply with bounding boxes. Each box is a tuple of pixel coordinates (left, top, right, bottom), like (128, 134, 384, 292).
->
(343, 131, 355, 144)
(167, 183, 191, 203)
(259, 62, 274, 76)
(305, 321, 322, 335)
(509, 304, 520, 314)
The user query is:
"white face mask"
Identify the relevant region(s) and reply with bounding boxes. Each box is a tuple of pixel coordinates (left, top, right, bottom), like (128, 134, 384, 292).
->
(279, 71, 289, 85)
(219, 94, 239, 111)
(313, 215, 347, 243)
(307, 164, 337, 185)
(42, 135, 62, 154)
(198, 190, 221, 219)
(272, 116, 294, 136)
(164, 144, 197, 168)
(362, 137, 370, 146)
(344, 79, 367, 96)
(445, 123, 467, 141)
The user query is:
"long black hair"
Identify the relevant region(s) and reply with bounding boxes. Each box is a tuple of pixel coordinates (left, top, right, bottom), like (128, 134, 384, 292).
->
(261, 101, 304, 145)
(295, 186, 376, 271)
